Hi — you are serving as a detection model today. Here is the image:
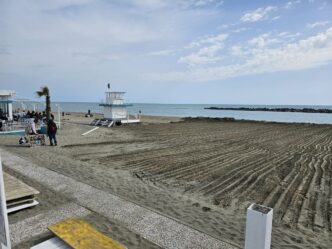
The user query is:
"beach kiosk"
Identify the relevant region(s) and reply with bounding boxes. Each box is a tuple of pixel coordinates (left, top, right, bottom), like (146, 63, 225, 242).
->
(0, 90, 15, 121)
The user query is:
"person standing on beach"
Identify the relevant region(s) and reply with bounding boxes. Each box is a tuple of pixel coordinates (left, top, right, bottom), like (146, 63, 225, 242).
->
(47, 119, 58, 146)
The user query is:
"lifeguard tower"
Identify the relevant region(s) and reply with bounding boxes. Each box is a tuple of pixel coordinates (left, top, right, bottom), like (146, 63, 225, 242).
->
(100, 84, 132, 120)
(90, 84, 140, 127)
(0, 90, 15, 121)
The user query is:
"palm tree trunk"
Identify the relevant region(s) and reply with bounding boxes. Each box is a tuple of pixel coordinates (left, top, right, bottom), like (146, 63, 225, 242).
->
(46, 95, 51, 124)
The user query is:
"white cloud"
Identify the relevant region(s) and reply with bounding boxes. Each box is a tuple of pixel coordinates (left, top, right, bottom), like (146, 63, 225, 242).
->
(240, 6, 278, 22)
(232, 27, 247, 33)
(284, 0, 301, 9)
(278, 32, 301, 39)
(248, 33, 281, 48)
(186, 33, 228, 49)
(180, 33, 228, 66)
(148, 49, 177, 56)
(306, 21, 330, 29)
(179, 43, 223, 66)
(180, 0, 224, 8)
(124, 0, 224, 10)
(318, 2, 327, 10)
(230, 45, 244, 57)
(148, 28, 332, 82)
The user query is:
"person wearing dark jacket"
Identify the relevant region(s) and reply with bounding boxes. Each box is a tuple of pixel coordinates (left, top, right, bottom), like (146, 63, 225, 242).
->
(47, 119, 58, 146)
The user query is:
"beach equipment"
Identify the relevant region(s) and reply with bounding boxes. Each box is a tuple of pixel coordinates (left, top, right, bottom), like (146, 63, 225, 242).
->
(245, 203, 273, 249)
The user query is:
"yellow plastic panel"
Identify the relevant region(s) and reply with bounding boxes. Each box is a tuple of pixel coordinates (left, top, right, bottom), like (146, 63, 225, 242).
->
(48, 218, 126, 249)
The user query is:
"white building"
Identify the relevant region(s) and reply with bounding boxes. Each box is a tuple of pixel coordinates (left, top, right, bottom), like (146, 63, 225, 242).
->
(0, 90, 15, 120)
(99, 84, 132, 120)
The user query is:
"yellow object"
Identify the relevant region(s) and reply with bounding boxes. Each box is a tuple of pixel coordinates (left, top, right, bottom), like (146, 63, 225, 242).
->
(48, 218, 126, 249)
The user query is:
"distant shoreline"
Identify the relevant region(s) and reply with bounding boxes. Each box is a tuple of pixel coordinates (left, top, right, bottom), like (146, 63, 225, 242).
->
(204, 106, 332, 114)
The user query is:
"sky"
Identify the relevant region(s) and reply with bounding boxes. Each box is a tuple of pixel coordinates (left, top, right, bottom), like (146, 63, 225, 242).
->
(0, 0, 332, 105)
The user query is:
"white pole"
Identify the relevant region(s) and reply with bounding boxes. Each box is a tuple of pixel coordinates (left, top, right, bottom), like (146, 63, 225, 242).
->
(245, 203, 273, 249)
(0, 155, 12, 249)
(57, 105, 61, 129)
(8, 102, 13, 121)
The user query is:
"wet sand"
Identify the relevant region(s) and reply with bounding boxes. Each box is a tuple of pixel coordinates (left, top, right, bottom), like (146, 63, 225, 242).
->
(1, 113, 331, 249)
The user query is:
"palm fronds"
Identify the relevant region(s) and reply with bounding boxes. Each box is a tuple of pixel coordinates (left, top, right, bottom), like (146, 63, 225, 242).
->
(36, 86, 51, 123)
(36, 86, 50, 97)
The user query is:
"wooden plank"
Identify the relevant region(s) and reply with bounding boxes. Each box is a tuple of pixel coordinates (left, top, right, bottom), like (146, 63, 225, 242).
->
(3, 173, 39, 201)
(48, 218, 126, 249)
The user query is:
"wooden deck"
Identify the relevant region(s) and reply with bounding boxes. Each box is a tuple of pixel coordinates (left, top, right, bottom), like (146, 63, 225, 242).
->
(4, 172, 39, 213)
(4, 173, 39, 202)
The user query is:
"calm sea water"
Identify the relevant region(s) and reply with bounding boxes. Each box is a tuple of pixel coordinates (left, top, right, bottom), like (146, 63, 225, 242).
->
(13, 102, 332, 124)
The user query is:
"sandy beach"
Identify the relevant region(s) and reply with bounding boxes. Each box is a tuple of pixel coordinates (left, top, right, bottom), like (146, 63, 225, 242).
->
(1, 113, 331, 249)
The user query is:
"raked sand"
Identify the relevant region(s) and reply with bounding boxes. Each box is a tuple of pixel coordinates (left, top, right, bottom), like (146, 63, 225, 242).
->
(0, 113, 331, 249)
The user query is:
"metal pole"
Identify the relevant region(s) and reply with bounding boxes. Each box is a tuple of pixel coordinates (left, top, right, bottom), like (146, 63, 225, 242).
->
(0, 155, 12, 249)
(58, 105, 61, 129)
(56, 104, 61, 129)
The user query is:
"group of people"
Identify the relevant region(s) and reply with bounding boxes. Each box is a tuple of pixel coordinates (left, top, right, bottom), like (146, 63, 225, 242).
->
(25, 114, 58, 146)
(22, 110, 47, 121)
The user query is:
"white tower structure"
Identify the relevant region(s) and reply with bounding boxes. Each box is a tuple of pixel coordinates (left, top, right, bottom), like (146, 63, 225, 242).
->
(0, 90, 15, 121)
(99, 84, 132, 120)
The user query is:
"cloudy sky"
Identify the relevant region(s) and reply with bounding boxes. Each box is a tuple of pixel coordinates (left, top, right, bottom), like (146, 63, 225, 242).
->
(1, 0, 332, 104)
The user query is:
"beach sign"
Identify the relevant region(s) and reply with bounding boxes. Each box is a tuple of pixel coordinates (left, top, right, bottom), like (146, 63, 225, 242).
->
(0, 155, 11, 249)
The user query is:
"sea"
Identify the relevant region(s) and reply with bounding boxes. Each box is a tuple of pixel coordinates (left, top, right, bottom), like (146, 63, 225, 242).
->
(13, 101, 332, 124)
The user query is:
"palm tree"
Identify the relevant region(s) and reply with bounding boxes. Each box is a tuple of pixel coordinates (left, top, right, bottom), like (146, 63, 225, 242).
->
(36, 86, 51, 124)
